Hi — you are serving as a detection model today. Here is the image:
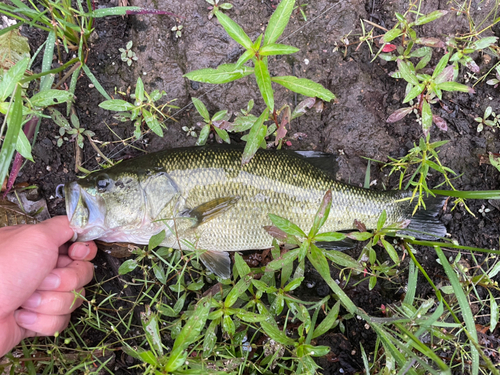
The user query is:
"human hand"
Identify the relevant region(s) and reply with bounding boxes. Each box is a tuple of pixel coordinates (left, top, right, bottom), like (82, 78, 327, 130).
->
(0, 216, 97, 357)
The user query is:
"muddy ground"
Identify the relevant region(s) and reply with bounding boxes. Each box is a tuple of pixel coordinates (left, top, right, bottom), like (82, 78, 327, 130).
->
(9, 0, 500, 373)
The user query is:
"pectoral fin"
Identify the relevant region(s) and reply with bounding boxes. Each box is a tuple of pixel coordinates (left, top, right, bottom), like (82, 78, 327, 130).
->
(199, 250, 231, 279)
(182, 196, 240, 227)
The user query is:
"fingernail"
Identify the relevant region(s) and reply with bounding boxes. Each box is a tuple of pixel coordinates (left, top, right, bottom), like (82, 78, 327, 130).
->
(71, 243, 90, 259)
(22, 292, 42, 308)
(40, 273, 61, 290)
(16, 310, 38, 325)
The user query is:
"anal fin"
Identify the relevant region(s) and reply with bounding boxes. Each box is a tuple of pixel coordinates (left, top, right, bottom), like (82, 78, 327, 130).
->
(199, 250, 231, 279)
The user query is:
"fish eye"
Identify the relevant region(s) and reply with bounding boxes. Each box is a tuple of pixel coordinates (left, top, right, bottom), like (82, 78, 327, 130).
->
(96, 174, 112, 192)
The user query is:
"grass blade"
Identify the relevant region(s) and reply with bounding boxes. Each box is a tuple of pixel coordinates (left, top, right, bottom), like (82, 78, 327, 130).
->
(82, 63, 111, 100)
(435, 246, 479, 375)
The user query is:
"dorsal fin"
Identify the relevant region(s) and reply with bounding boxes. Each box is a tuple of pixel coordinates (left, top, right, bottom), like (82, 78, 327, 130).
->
(293, 151, 338, 178)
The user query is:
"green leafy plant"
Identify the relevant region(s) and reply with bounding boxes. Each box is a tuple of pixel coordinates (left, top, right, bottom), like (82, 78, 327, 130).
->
(99, 77, 178, 139)
(206, 0, 233, 20)
(119, 41, 138, 66)
(191, 97, 231, 145)
(48, 108, 95, 148)
(185, 0, 335, 162)
(171, 24, 183, 38)
(474, 106, 500, 132)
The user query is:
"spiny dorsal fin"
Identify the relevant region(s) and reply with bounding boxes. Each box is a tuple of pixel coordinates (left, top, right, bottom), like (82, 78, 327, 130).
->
(293, 151, 338, 178)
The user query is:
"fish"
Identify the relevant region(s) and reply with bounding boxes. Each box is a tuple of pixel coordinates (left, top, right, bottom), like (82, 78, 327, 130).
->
(65, 147, 446, 278)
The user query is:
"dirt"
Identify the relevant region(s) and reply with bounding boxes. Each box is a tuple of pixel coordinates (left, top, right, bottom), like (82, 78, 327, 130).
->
(8, 0, 500, 373)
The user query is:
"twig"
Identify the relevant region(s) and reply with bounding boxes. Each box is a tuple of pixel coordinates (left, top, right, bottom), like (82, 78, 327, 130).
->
(86, 135, 114, 165)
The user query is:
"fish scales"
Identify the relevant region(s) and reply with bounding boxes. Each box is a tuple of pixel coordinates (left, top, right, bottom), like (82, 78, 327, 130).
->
(65, 147, 446, 277)
(128, 148, 409, 251)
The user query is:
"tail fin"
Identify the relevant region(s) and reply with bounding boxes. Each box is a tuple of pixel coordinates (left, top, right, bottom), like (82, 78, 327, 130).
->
(399, 195, 447, 240)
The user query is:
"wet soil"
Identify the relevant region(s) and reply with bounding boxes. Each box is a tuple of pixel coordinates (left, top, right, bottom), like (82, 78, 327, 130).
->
(9, 0, 500, 373)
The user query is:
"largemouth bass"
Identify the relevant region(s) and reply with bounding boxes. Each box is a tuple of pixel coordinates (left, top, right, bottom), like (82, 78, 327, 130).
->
(65, 147, 446, 278)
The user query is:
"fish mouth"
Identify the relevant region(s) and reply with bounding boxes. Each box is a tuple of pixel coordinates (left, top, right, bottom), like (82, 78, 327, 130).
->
(65, 181, 106, 241)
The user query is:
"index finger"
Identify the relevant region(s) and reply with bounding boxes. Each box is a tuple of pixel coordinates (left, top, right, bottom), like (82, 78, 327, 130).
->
(36, 216, 75, 249)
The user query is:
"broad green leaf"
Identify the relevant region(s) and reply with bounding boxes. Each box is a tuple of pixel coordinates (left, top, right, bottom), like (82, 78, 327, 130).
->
(86, 6, 146, 17)
(143, 109, 164, 137)
(196, 124, 210, 146)
(135, 77, 144, 103)
(184, 64, 254, 84)
(261, 321, 295, 346)
(225, 275, 251, 307)
(0, 57, 29, 101)
(403, 83, 425, 103)
(265, 248, 300, 271)
(235, 49, 255, 69)
(432, 53, 450, 79)
(213, 126, 230, 144)
(236, 310, 267, 322)
(409, 47, 431, 58)
(234, 253, 251, 277)
(314, 232, 346, 242)
(252, 279, 278, 293)
(138, 349, 159, 366)
(149, 230, 166, 250)
(260, 43, 299, 56)
(215, 11, 253, 49)
(376, 210, 387, 231)
(437, 81, 474, 93)
(0, 30, 30, 72)
(308, 245, 330, 280)
(212, 109, 228, 121)
(98, 99, 135, 111)
(16, 130, 33, 161)
(414, 10, 447, 26)
(141, 309, 163, 355)
(30, 89, 73, 107)
(269, 213, 305, 237)
(0, 84, 22, 186)
(381, 239, 399, 264)
(272, 75, 335, 102)
(313, 301, 340, 338)
(283, 277, 304, 292)
(472, 36, 498, 50)
(203, 319, 218, 356)
(192, 97, 210, 122)
(164, 297, 211, 372)
(231, 113, 258, 132)
(309, 190, 332, 237)
(421, 99, 432, 136)
(397, 59, 419, 86)
(415, 53, 432, 71)
(222, 314, 235, 336)
(254, 58, 274, 110)
(263, 0, 295, 46)
(323, 250, 363, 271)
(346, 231, 373, 241)
(118, 259, 138, 274)
(368, 275, 377, 290)
(381, 28, 401, 43)
(242, 107, 269, 164)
